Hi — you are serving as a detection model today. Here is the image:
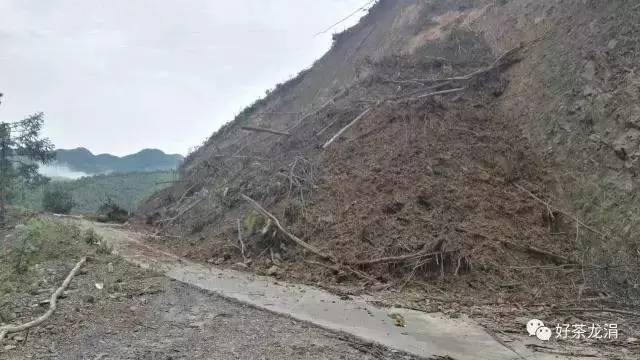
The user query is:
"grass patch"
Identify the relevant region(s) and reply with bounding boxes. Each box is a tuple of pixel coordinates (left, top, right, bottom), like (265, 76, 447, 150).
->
(243, 210, 266, 236)
(0, 218, 86, 297)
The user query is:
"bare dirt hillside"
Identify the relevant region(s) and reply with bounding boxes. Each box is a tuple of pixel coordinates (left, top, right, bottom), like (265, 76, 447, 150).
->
(139, 1, 640, 354)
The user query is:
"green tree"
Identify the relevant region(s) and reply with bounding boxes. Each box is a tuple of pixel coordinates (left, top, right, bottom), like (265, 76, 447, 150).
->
(0, 113, 55, 223)
(42, 187, 74, 214)
(97, 198, 129, 223)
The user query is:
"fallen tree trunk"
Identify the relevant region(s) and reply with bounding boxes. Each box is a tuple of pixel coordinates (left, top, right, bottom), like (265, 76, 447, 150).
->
(211, 154, 265, 160)
(323, 107, 372, 149)
(240, 194, 383, 284)
(290, 89, 347, 130)
(405, 42, 528, 85)
(456, 226, 572, 265)
(316, 117, 343, 136)
(513, 183, 606, 238)
(409, 87, 465, 101)
(496, 238, 571, 265)
(157, 198, 204, 225)
(240, 194, 333, 261)
(348, 251, 442, 266)
(0, 257, 88, 341)
(241, 126, 291, 136)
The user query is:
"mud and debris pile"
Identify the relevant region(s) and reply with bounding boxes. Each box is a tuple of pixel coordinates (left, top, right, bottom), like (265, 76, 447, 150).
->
(138, 0, 640, 321)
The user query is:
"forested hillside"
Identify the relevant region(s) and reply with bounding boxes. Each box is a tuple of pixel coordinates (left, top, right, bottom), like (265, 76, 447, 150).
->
(13, 171, 176, 214)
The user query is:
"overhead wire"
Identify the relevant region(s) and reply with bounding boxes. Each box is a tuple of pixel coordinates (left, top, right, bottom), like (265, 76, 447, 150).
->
(313, 0, 376, 37)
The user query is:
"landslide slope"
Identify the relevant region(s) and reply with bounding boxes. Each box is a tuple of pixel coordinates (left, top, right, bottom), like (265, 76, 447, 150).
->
(140, 0, 640, 308)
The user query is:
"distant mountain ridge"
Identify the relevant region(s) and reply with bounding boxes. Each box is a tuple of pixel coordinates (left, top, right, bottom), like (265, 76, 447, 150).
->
(54, 148, 183, 174)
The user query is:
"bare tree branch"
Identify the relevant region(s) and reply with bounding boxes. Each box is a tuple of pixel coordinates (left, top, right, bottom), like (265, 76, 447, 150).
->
(323, 108, 372, 149)
(241, 126, 291, 137)
(0, 257, 87, 341)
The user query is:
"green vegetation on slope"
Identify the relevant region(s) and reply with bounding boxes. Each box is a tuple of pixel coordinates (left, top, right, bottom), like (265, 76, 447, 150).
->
(0, 217, 86, 296)
(12, 170, 177, 214)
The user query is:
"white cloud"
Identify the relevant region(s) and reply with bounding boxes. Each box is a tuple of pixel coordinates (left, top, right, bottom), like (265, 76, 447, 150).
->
(39, 164, 89, 180)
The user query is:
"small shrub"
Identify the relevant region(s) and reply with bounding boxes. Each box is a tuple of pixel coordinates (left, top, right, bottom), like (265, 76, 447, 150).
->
(42, 187, 74, 214)
(83, 227, 110, 254)
(13, 220, 46, 273)
(83, 228, 102, 245)
(96, 240, 112, 255)
(97, 199, 129, 223)
(65, 223, 83, 242)
(243, 210, 265, 236)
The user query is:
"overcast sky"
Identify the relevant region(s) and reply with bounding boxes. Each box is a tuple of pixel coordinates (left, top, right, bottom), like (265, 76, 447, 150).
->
(0, 0, 370, 156)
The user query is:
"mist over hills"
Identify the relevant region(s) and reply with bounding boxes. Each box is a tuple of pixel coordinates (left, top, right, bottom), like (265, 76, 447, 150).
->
(53, 148, 183, 175)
